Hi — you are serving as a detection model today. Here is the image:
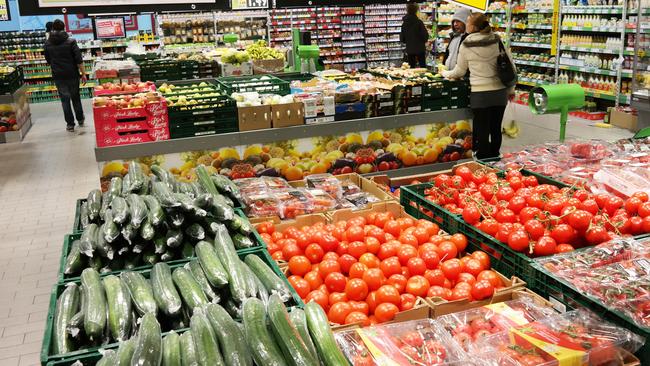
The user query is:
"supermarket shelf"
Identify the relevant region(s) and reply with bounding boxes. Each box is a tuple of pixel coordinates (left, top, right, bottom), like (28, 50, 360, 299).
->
(362, 159, 470, 178)
(562, 6, 624, 14)
(513, 9, 553, 13)
(518, 78, 552, 87)
(583, 89, 630, 103)
(559, 46, 635, 56)
(561, 26, 634, 33)
(520, 25, 552, 30)
(95, 108, 473, 162)
(514, 59, 555, 69)
(511, 42, 552, 49)
(558, 64, 633, 78)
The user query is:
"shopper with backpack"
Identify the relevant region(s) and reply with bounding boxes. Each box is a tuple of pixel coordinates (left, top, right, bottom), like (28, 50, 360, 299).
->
(441, 13, 516, 159)
(400, 3, 429, 68)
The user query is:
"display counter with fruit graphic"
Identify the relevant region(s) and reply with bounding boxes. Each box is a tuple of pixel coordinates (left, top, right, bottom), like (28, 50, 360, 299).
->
(0, 85, 32, 143)
(95, 111, 473, 187)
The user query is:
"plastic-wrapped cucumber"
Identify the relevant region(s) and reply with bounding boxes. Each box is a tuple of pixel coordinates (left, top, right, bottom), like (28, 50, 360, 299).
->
(205, 303, 252, 366)
(211, 195, 234, 221)
(167, 209, 185, 228)
(175, 193, 195, 212)
(131, 312, 162, 366)
(162, 331, 181, 366)
(166, 229, 183, 248)
(153, 181, 180, 208)
(288, 308, 318, 361)
(190, 308, 225, 366)
(87, 189, 102, 222)
(190, 181, 205, 197)
(185, 261, 219, 303)
(122, 173, 132, 196)
(172, 267, 208, 312)
(128, 161, 145, 192)
(211, 174, 243, 205)
(242, 298, 287, 366)
(99, 192, 110, 222)
(239, 260, 258, 299)
(195, 241, 228, 288)
(114, 337, 136, 366)
(252, 268, 269, 304)
(102, 275, 132, 341)
(143, 195, 165, 226)
(107, 176, 122, 202)
(96, 349, 117, 366)
(121, 271, 157, 317)
(154, 234, 166, 254)
(181, 242, 194, 259)
(193, 194, 213, 209)
(142, 248, 157, 265)
(95, 224, 115, 260)
(140, 217, 156, 241)
(79, 223, 99, 258)
(185, 223, 205, 241)
(244, 255, 291, 302)
(232, 233, 255, 250)
(102, 210, 121, 243)
(152, 262, 182, 317)
(81, 268, 106, 340)
(122, 222, 137, 244)
(223, 296, 242, 319)
(213, 224, 246, 303)
(151, 165, 176, 191)
(127, 194, 148, 229)
(178, 182, 195, 197)
(124, 253, 141, 270)
(203, 218, 220, 236)
(160, 251, 175, 262)
(229, 215, 253, 236)
(64, 240, 85, 275)
(53, 283, 80, 355)
(179, 330, 198, 366)
(111, 196, 130, 225)
(79, 201, 90, 229)
(267, 294, 317, 366)
(137, 174, 150, 195)
(196, 165, 219, 196)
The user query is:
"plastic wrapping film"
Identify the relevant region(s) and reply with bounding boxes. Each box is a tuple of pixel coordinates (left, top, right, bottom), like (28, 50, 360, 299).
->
(306, 173, 344, 200)
(471, 309, 645, 366)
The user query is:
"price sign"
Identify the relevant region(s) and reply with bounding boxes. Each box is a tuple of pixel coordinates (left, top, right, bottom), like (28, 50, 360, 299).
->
(445, 0, 488, 13)
(231, 0, 268, 9)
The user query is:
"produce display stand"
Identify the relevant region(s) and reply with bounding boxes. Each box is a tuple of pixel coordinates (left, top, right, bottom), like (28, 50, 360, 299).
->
(0, 85, 32, 143)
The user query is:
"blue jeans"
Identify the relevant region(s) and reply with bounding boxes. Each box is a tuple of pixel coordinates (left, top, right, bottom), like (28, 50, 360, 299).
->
(54, 78, 85, 127)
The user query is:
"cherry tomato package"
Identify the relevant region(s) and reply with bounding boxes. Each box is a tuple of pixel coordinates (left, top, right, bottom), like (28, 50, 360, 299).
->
(307, 188, 338, 212)
(345, 191, 381, 210)
(335, 319, 468, 366)
(305, 173, 344, 199)
(275, 188, 315, 219)
(235, 177, 269, 196)
(245, 191, 281, 218)
(437, 297, 556, 352)
(262, 176, 292, 190)
(473, 309, 644, 366)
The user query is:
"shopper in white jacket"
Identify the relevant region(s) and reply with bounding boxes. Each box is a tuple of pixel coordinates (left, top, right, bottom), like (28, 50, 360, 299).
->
(442, 13, 512, 160)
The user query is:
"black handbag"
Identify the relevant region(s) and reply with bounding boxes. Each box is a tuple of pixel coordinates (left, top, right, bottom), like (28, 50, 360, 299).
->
(496, 39, 517, 88)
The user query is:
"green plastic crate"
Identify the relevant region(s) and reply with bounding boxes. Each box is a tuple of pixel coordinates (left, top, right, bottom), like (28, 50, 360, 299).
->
(0, 67, 24, 95)
(217, 74, 290, 95)
(400, 183, 464, 234)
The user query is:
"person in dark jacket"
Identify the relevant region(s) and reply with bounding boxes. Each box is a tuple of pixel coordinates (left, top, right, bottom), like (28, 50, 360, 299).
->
(400, 3, 429, 68)
(44, 19, 87, 132)
(442, 8, 471, 70)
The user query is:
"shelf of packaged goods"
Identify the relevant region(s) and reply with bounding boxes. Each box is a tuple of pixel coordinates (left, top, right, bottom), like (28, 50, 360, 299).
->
(558, 64, 633, 78)
(0, 59, 47, 65)
(512, 24, 552, 30)
(341, 11, 363, 15)
(342, 42, 365, 47)
(341, 28, 364, 32)
(342, 50, 364, 55)
(511, 42, 552, 49)
(271, 37, 293, 41)
(512, 9, 553, 14)
(23, 74, 53, 80)
(486, 10, 507, 14)
(318, 43, 342, 48)
(368, 57, 390, 61)
(582, 89, 629, 103)
(271, 28, 293, 32)
(514, 59, 555, 68)
(561, 26, 636, 33)
(315, 34, 340, 39)
(562, 6, 625, 14)
(320, 51, 341, 57)
(559, 45, 635, 55)
(342, 58, 366, 63)
(518, 78, 552, 87)
(95, 108, 473, 162)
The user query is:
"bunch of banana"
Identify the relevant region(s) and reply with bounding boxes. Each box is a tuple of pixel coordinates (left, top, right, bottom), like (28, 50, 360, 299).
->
(502, 120, 520, 138)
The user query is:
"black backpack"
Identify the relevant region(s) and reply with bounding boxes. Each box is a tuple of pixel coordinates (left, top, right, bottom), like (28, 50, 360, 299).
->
(496, 39, 517, 88)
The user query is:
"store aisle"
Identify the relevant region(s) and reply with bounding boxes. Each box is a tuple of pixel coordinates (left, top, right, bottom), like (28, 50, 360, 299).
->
(0, 100, 634, 365)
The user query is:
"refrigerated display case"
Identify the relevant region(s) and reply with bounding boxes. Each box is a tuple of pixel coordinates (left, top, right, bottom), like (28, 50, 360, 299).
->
(631, 0, 650, 130)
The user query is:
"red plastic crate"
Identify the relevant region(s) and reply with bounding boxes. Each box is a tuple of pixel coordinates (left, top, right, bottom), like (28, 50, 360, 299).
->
(93, 81, 156, 96)
(94, 100, 170, 147)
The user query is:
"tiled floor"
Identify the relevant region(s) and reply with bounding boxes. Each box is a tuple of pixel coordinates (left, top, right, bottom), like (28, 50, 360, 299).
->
(0, 100, 633, 365)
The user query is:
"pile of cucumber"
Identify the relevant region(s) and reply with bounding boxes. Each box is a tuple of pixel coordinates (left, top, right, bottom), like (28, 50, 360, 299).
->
(53, 238, 299, 357)
(65, 163, 256, 277)
(94, 299, 348, 366)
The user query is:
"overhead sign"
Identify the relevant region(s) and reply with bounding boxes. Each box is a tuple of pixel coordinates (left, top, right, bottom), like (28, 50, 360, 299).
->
(231, 0, 268, 9)
(445, 0, 489, 13)
(0, 0, 9, 21)
(95, 17, 126, 39)
(38, 0, 214, 7)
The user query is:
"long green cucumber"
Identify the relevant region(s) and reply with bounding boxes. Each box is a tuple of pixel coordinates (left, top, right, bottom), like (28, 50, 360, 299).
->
(196, 165, 219, 196)
(114, 337, 136, 366)
(96, 349, 116, 366)
(95, 224, 115, 260)
(87, 189, 102, 221)
(79, 223, 99, 258)
(107, 176, 122, 202)
(81, 268, 106, 340)
(143, 195, 165, 226)
(195, 241, 228, 288)
(153, 181, 180, 208)
(103, 275, 132, 341)
(127, 193, 148, 229)
(53, 283, 80, 355)
(305, 301, 349, 366)
(151, 263, 182, 317)
(100, 191, 110, 222)
(268, 294, 317, 366)
(212, 224, 246, 303)
(289, 309, 318, 361)
(242, 298, 287, 366)
(172, 267, 208, 312)
(181, 241, 194, 259)
(244, 254, 291, 302)
(120, 271, 157, 317)
(162, 331, 182, 366)
(179, 330, 199, 366)
(239, 260, 258, 299)
(205, 303, 252, 366)
(232, 233, 255, 250)
(111, 196, 130, 224)
(129, 161, 145, 192)
(185, 261, 219, 303)
(122, 173, 132, 196)
(102, 210, 121, 243)
(151, 165, 175, 190)
(190, 308, 226, 366)
(167, 209, 185, 228)
(79, 201, 90, 229)
(140, 216, 156, 241)
(64, 240, 85, 275)
(130, 312, 162, 366)
(185, 223, 205, 241)
(166, 228, 183, 248)
(122, 222, 137, 244)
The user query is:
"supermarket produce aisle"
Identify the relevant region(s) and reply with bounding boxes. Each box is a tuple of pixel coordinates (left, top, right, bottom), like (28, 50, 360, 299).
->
(0, 99, 634, 365)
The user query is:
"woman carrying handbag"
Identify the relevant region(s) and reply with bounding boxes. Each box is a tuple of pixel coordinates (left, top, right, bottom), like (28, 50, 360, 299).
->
(442, 12, 516, 160)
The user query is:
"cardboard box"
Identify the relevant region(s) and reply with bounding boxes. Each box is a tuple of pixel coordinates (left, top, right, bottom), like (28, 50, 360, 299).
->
(294, 92, 335, 124)
(271, 102, 304, 128)
(218, 61, 253, 77)
(237, 105, 271, 131)
(610, 108, 638, 132)
(252, 59, 285, 74)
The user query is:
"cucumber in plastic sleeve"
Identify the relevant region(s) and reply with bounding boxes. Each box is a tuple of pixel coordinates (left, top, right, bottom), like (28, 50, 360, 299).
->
(67, 310, 84, 338)
(127, 193, 148, 229)
(131, 312, 162, 366)
(152, 262, 182, 317)
(140, 216, 156, 241)
(186, 261, 220, 303)
(179, 330, 199, 366)
(289, 309, 318, 361)
(162, 331, 182, 366)
(239, 261, 259, 299)
(143, 195, 165, 226)
(121, 271, 157, 317)
(87, 189, 102, 222)
(172, 267, 208, 312)
(193, 194, 213, 209)
(244, 254, 291, 302)
(211, 174, 243, 205)
(252, 270, 269, 304)
(166, 228, 183, 248)
(107, 176, 122, 202)
(99, 192, 110, 222)
(102, 210, 121, 243)
(185, 223, 205, 241)
(190, 308, 226, 366)
(142, 248, 157, 265)
(153, 181, 180, 208)
(211, 196, 234, 221)
(122, 173, 132, 195)
(81, 268, 106, 340)
(232, 233, 255, 250)
(305, 301, 349, 366)
(96, 349, 116, 366)
(213, 224, 246, 302)
(195, 165, 219, 196)
(128, 161, 145, 192)
(64, 240, 85, 275)
(102, 275, 132, 341)
(242, 298, 287, 366)
(268, 293, 317, 366)
(111, 196, 130, 225)
(53, 283, 80, 355)
(160, 251, 175, 262)
(154, 234, 166, 254)
(114, 337, 136, 366)
(79, 201, 90, 229)
(79, 223, 99, 258)
(206, 303, 252, 366)
(95, 224, 114, 260)
(122, 222, 137, 244)
(195, 241, 228, 288)
(167, 209, 185, 228)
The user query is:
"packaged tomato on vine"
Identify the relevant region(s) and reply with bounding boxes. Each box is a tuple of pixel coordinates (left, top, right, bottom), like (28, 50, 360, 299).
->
(262, 175, 292, 190)
(335, 319, 467, 366)
(307, 189, 337, 212)
(275, 188, 314, 219)
(305, 173, 343, 199)
(245, 191, 281, 218)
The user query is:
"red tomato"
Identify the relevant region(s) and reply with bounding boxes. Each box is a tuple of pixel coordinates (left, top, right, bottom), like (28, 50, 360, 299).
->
(456, 272, 477, 286)
(377, 240, 400, 260)
(397, 245, 418, 266)
(471, 280, 495, 300)
(366, 291, 378, 314)
(288, 256, 311, 276)
(555, 243, 575, 253)
(345, 278, 369, 301)
(471, 251, 491, 269)
(441, 259, 462, 281)
(256, 221, 275, 234)
(305, 290, 328, 309)
(384, 220, 402, 237)
(318, 234, 339, 252)
(291, 278, 310, 298)
(358, 252, 381, 269)
(380, 256, 402, 277)
(376, 285, 401, 305)
(364, 236, 381, 254)
(420, 249, 441, 270)
(324, 272, 347, 293)
(387, 274, 408, 293)
(328, 302, 352, 324)
(477, 270, 502, 288)
(428, 285, 452, 300)
(450, 286, 472, 301)
(438, 241, 458, 261)
(639, 202, 650, 218)
(400, 293, 417, 311)
(337, 254, 357, 275)
(282, 242, 303, 259)
(406, 275, 430, 297)
(406, 257, 427, 276)
(533, 236, 557, 257)
(450, 234, 468, 252)
(318, 260, 341, 279)
(413, 227, 430, 245)
(304, 271, 323, 290)
(507, 230, 529, 252)
(363, 268, 385, 291)
(345, 311, 370, 326)
(374, 303, 399, 323)
(329, 292, 347, 305)
(349, 262, 368, 279)
(304, 244, 324, 264)
(463, 258, 483, 277)
(347, 241, 368, 259)
(424, 269, 446, 287)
